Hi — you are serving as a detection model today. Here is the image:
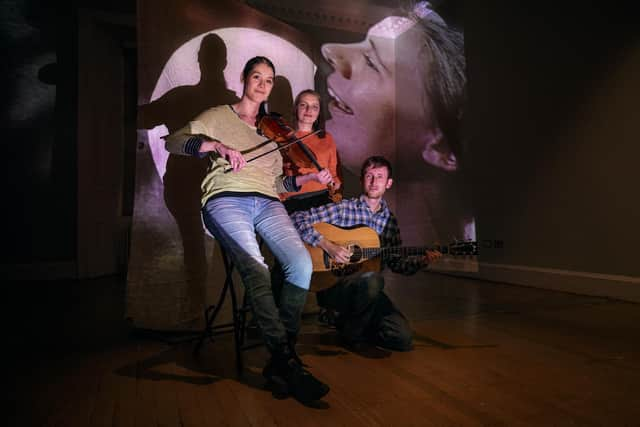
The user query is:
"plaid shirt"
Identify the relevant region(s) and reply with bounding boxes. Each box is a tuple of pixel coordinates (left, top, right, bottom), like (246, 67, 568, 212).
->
(291, 195, 424, 275)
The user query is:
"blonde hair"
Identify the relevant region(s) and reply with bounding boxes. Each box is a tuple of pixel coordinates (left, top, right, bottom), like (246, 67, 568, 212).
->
(293, 89, 325, 137)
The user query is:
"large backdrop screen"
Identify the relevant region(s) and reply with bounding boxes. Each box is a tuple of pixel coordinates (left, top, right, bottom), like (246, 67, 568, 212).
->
(129, 0, 475, 329)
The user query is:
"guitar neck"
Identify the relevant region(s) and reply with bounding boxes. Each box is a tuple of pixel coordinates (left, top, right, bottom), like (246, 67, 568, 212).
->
(363, 246, 432, 259)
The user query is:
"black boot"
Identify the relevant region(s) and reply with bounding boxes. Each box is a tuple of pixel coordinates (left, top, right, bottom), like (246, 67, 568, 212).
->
(263, 346, 330, 403)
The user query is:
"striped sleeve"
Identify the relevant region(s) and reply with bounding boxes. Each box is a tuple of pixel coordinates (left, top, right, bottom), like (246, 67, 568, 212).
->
(282, 175, 301, 193)
(164, 120, 211, 158)
(183, 136, 206, 157)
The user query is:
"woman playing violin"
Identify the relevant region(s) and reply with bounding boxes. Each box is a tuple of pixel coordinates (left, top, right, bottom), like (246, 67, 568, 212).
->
(279, 89, 342, 213)
(164, 56, 329, 404)
(270, 90, 342, 314)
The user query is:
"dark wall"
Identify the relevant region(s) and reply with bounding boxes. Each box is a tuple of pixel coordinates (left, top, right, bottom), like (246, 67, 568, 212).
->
(1, 0, 77, 264)
(2, 0, 135, 272)
(467, 2, 640, 276)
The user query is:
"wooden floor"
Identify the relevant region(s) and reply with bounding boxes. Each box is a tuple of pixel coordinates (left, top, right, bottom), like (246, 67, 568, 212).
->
(8, 272, 640, 426)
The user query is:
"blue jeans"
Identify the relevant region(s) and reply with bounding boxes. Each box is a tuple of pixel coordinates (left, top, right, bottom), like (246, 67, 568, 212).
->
(202, 196, 313, 352)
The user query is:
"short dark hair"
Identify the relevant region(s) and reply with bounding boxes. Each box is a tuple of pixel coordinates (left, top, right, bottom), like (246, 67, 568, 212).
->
(360, 156, 393, 179)
(241, 56, 275, 82)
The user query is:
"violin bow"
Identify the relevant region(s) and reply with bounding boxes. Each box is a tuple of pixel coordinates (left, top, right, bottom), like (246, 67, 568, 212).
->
(223, 129, 323, 173)
(292, 138, 323, 170)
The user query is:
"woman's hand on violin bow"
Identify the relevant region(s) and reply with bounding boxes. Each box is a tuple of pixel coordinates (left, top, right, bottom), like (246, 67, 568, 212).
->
(200, 140, 247, 172)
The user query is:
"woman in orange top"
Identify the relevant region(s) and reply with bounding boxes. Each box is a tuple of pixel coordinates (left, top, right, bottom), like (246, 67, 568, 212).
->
(280, 89, 342, 213)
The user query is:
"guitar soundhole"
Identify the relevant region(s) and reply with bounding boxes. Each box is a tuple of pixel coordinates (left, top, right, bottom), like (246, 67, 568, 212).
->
(349, 245, 363, 263)
(321, 244, 364, 277)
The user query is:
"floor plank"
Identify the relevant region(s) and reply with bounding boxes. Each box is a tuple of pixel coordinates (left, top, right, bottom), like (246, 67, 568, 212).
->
(9, 272, 640, 426)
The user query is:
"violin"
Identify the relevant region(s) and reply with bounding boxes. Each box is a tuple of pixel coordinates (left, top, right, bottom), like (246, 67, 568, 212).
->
(257, 113, 342, 203)
(256, 112, 296, 145)
(223, 112, 320, 170)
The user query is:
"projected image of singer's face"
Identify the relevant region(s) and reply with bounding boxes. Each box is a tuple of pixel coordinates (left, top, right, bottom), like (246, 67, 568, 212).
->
(322, 17, 441, 175)
(322, 32, 397, 173)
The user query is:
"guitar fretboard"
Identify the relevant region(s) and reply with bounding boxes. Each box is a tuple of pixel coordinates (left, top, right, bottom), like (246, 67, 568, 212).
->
(362, 246, 432, 259)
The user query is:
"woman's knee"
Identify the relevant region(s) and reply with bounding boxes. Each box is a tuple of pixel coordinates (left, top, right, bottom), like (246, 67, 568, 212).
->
(281, 250, 312, 289)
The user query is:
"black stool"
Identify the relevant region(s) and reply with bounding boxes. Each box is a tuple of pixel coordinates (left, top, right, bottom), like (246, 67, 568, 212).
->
(193, 245, 262, 374)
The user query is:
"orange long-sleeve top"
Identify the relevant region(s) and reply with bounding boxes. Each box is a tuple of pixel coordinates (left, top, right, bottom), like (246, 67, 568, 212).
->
(280, 130, 342, 201)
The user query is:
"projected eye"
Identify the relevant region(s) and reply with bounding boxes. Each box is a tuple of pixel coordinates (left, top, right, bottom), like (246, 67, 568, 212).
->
(364, 54, 379, 72)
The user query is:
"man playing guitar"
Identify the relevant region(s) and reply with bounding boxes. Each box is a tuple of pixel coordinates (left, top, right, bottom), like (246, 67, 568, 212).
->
(291, 156, 441, 351)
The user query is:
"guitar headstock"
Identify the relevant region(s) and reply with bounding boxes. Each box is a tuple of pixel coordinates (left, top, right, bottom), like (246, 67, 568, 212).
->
(441, 240, 478, 256)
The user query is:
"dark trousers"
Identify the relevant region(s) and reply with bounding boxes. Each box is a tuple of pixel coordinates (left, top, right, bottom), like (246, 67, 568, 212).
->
(316, 271, 413, 351)
(283, 190, 333, 215)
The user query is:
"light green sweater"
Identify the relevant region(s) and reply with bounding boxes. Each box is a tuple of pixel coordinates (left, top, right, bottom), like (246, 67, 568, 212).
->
(165, 105, 288, 206)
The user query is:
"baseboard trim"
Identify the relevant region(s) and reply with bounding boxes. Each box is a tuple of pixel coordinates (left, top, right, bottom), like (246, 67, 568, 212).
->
(463, 262, 640, 303)
(0, 261, 78, 280)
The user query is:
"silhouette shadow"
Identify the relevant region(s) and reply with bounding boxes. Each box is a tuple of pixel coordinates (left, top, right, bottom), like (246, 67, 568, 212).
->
(114, 336, 264, 388)
(115, 329, 337, 408)
(138, 33, 240, 315)
(267, 75, 293, 120)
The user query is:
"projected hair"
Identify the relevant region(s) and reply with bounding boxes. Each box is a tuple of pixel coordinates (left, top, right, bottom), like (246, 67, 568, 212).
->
(360, 156, 393, 180)
(293, 89, 326, 138)
(409, 1, 466, 162)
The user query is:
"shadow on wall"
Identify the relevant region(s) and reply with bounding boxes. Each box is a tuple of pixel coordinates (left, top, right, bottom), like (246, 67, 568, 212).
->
(137, 33, 240, 320)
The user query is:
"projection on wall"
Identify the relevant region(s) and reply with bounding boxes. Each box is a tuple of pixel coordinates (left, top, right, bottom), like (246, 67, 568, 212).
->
(145, 29, 315, 180)
(129, 0, 475, 330)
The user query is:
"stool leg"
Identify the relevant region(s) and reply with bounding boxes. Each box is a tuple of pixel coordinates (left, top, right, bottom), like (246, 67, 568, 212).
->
(193, 272, 231, 356)
(192, 245, 260, 376)
(193, 248, 234, 355)
(228, 273, 244, 375)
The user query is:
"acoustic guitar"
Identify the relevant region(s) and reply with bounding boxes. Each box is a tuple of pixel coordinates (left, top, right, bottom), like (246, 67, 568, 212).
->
(306, 223, 478, 291)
